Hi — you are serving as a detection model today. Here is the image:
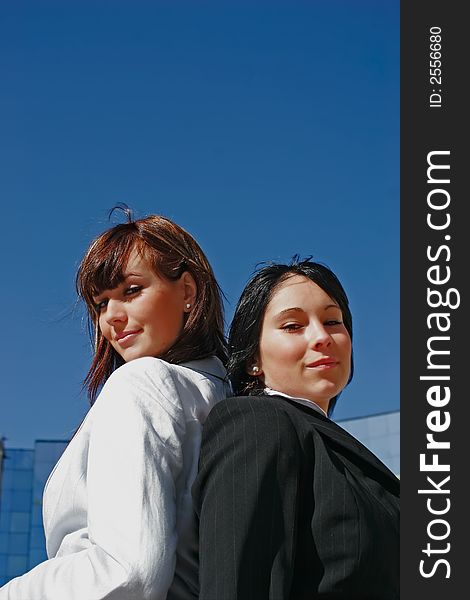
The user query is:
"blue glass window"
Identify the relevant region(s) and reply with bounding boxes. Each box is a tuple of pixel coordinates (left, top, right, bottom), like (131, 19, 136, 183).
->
(28, 547, 47, 569)
(8, 533, 29, 554)
(1, 470, 13, 491)
(11, 451, 34, 470)
(0, 554, 8, 577)
(29, 526, 46, 550)
(6, 554, 28, 578)
(0, 510, 10, 531)
(12, 471, 33, 492)
(0, 532, 9, 553)
(30, 503, 43, 527)
(9, 513, 30, 533)
(10, 491, 32, 512)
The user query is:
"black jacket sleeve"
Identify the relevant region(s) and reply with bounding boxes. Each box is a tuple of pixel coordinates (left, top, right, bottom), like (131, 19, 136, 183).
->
(192, 396, 305, 600)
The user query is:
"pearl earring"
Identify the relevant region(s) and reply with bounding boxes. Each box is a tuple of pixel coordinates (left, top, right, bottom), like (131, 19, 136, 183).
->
(251, 366, 260, 374)
(186, 303, 191, 310)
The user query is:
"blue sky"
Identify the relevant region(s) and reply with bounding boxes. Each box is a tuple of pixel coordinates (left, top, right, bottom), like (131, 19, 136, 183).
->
(1, 1, 399, 448)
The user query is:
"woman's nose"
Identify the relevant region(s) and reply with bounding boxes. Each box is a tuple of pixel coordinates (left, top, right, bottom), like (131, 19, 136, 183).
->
(105, 299, 127, 324)
(308, 323, 331, 349)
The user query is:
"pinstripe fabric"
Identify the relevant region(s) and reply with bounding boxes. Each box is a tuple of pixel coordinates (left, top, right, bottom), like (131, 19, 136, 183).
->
(192, 395, 399, 600)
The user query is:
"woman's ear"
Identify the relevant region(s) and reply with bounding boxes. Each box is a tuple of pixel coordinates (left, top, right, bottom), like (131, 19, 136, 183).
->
(181, 271, 197, 313)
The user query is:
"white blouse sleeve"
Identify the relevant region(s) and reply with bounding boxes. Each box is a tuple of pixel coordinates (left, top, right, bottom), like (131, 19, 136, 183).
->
(0, 357, 186, 600)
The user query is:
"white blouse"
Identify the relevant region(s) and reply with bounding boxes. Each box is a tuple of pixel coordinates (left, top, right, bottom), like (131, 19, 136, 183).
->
(0, 356, 228, 600)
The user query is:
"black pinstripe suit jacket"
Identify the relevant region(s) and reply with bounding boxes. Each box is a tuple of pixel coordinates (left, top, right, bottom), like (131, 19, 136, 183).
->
(192, 394, 400, 600)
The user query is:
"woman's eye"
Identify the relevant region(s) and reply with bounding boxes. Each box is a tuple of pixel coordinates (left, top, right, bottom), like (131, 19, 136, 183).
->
(93, 299, 108, 312)
(325, 319, 342, 326)
(281, 323, 302, 331)
(124, 285, 142, 296)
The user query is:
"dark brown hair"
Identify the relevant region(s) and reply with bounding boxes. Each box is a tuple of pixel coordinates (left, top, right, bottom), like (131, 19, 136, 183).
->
(76, 209, 227, 404)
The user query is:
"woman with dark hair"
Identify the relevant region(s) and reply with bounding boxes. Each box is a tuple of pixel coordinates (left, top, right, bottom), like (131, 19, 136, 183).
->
(193, 258, 400, 600)
(0, 207, 228, 600)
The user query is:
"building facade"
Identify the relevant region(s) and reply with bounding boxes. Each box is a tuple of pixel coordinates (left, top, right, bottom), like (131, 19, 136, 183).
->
(339, 410, 400, 476)
(0, 410, 399, 586)
(0, 440, 67, 586)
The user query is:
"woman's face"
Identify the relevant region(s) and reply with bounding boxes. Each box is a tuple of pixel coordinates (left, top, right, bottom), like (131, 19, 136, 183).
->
(93, 249, 196, 362)
(254, 275, 352, 413)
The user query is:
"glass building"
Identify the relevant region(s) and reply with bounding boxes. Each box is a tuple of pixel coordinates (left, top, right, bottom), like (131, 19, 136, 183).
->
(0, 410, 399, 586)
(0, 439, 4, 491)
(338, 410, 400, 476)
(0, 440, 67, 586)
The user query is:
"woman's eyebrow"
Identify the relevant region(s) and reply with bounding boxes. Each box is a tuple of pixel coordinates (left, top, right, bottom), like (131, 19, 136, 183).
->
(276, 304, 340, 317)
(275, 307, 303, 317)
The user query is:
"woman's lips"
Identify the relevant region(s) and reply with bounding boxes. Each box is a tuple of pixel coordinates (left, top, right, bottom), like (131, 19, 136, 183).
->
(306, 358, 338, 369)
(115, 330, 142, 346)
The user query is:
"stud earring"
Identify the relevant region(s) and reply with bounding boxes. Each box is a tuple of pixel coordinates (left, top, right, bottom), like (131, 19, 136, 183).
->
(186, 303, 191, 310)
(251, 366, 260, 374)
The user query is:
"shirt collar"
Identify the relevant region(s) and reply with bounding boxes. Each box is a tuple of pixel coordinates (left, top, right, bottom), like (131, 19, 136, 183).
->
(264, 387, 329, 418)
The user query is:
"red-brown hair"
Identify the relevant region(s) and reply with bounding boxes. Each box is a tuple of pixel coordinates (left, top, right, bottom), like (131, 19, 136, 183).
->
(76, 209, 227, 404)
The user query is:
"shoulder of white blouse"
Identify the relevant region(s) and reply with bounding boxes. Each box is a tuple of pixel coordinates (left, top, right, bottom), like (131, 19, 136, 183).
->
(93, 357, 184, 421)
